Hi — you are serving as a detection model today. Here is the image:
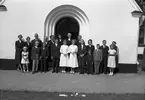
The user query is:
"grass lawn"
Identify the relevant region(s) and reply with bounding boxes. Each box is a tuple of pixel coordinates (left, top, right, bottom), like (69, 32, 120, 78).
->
(0, 90, 145, 100)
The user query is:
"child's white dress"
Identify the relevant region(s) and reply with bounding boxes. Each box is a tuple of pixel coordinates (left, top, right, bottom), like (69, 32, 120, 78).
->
(59, 45, 69, 67)
(68, 45, 78, 68)
(21, 51, 29, 64)
(107, 49, 116, 68)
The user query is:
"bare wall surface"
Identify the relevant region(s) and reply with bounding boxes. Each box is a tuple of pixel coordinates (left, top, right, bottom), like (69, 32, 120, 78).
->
(0, 0, 139, 64)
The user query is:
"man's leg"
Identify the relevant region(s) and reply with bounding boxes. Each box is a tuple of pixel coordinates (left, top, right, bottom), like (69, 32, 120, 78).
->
(55, 58, 59, 73)
(52, 58, 56, 72)
(35, 59, 39, 72)
(32, 60, 36, 72)
(104, 58, 107, 74)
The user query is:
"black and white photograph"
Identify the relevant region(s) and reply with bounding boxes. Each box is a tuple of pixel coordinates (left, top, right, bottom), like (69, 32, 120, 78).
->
(0, 0, 145, 100)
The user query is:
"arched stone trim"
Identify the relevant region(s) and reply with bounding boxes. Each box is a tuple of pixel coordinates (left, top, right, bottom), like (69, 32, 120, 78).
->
(44, 4, 89, 42)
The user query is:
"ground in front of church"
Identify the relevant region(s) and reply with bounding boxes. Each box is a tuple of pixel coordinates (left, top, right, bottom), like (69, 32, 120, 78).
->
(0, 70, 145, 100)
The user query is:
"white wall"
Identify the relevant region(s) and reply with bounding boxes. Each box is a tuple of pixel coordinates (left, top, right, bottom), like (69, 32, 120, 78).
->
(0, 0, 139, 64)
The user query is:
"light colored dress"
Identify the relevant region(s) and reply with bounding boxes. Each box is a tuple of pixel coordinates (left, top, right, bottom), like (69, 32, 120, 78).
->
(59, 45, 69, 67)
(68, 44, 78, 68)
(21, 51, 29, 64)
(107, 49, 116, 68)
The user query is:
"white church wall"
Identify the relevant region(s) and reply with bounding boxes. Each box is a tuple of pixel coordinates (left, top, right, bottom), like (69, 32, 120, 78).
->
(0, 0, 138, 64)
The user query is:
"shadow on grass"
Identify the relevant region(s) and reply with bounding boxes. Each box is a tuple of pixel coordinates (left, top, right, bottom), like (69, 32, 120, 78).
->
(0, 89, 145, 100)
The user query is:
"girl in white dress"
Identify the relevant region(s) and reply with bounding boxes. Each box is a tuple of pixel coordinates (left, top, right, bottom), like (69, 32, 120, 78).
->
(68, 39, 78, 73)
(21, 46, 29, 73)
(59, 40, 69, 73)
(107, 44, 116, 76)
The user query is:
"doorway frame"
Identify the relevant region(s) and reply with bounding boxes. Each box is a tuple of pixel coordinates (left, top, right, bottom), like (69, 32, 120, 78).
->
(44, 4, 89, 42)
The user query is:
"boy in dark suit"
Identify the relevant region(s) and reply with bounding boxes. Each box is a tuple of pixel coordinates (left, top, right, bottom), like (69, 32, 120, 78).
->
(78, 39, 87, 74)
(100, 40, 109, 74)
(40, 43, 49, 73)
(93, 44, 102, 74)
(51, 38, 61, 73)
(31, 41, 41, 74)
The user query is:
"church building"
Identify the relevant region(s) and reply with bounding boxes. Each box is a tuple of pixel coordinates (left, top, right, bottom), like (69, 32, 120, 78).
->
(0, 0, 144, 73)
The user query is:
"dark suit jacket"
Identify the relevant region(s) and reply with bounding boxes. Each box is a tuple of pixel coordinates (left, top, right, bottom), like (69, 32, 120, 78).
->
(93, 49, 102, 61)
(31, 39, 42, 47)
(86, 45, 95, 55)
(31, 47, 41, 60)
(15, 40, 25, 64)
(78, 44, 87, 58)
(51, 43, 60, 58)
(41, 47, 49, 59)
(24, 42, 31, 52)
(47, 40, 54, 57)
(76, 40, 81, 46)
(86, 53, 93, 61)
(100, 45, 109, 58)
(58, 39, 63, 46)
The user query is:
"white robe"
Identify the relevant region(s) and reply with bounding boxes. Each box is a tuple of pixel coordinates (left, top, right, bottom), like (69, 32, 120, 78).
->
(68, 45, 78, 68)
(59, 45, 69, 67)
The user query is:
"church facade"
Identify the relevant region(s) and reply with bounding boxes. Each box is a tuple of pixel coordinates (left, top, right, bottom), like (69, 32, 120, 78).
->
(0, 0, 142, 72)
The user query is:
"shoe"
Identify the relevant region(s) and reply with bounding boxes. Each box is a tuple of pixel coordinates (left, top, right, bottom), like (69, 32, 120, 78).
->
(70, 71, 74, 74)
(111, 72, 114, 76)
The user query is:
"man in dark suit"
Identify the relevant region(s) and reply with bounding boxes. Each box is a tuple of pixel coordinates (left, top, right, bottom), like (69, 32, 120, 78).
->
(47, 35, 54, 69)
(66, 33, 72, 46)
(76, 35, 82, 46)
(58, 34, 63, 45)
(40, 43, 49, 73)
(100, 40, 109, 74)
(31, 33, 42, 47)
(86, 39, 95, 54)
(78, 39, 87, 74)
(51, 38, 60, 73)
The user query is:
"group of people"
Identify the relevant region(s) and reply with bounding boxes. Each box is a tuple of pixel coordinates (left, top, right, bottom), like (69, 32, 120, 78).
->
(15, 32, 119, 76)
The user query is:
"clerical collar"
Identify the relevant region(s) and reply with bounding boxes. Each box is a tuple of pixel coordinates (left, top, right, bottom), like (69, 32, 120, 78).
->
(68, 38, 71, 41)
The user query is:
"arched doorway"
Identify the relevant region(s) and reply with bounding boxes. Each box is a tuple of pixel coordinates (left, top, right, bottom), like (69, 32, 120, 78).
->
(55, 17, 79, 39)
(44, 5, 89, 42)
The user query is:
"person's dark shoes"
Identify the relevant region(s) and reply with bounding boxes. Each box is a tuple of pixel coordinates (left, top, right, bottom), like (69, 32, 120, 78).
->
(32, 71, 35, 74)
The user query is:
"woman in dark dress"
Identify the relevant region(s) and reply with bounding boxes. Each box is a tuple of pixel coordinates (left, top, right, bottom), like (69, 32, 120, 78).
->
(15, 34, 25, 71)
(24, 36, 32, 71)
